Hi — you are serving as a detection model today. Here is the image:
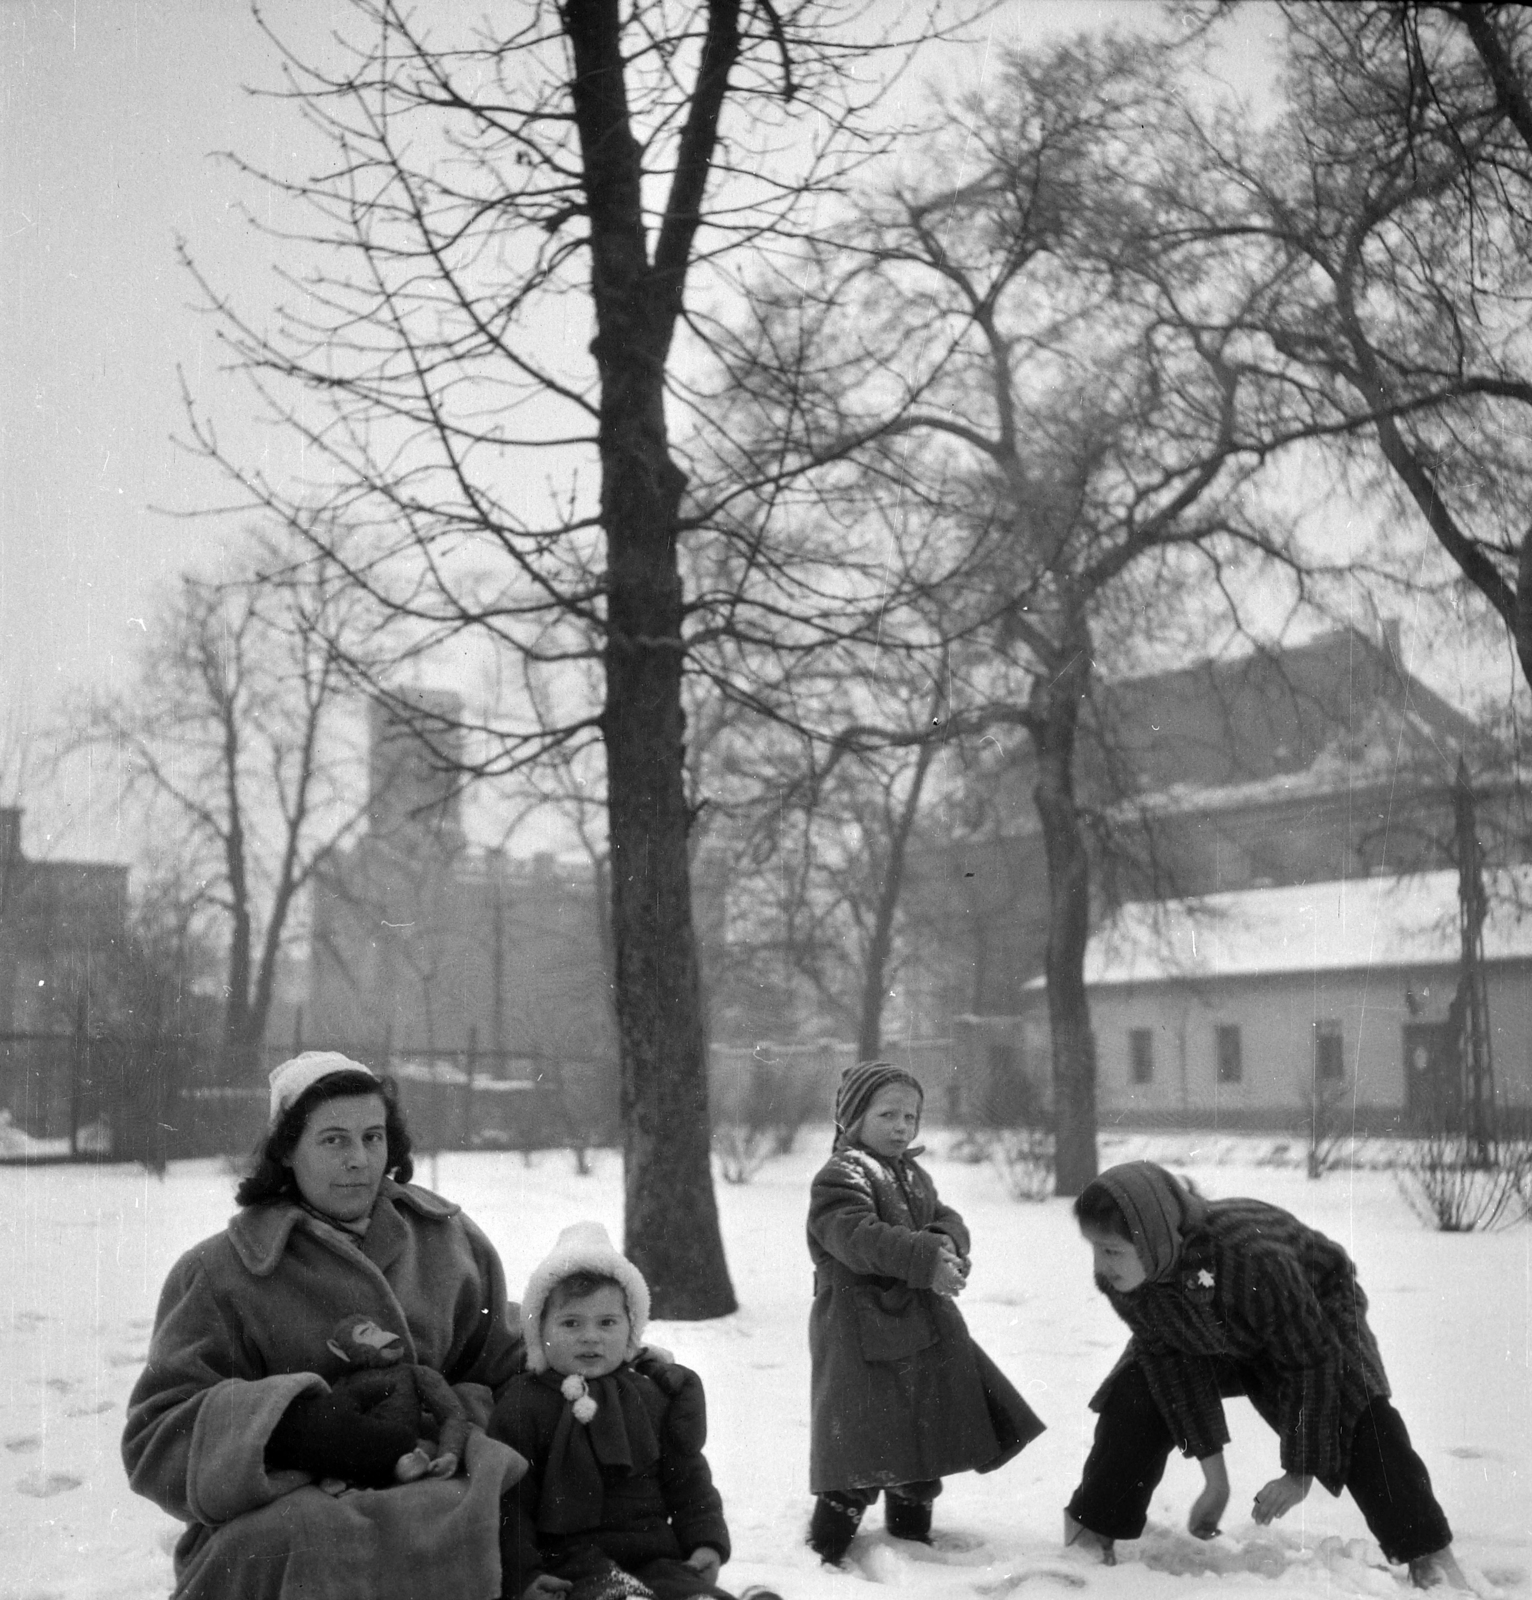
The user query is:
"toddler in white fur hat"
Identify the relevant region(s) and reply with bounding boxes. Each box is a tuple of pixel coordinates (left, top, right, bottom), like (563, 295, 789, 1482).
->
(489, 1223, 778, 1600)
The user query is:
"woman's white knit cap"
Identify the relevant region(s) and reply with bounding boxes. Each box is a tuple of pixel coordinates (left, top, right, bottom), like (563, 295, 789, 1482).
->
(520, 1220, 651, 1373)
(267, 1051, 378, 1126)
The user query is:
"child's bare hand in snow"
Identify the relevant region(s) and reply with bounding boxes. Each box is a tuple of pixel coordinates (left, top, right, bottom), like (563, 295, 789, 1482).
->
(1188, 1451, 1228, 1539)
(1252, 1472, 1312, 1524)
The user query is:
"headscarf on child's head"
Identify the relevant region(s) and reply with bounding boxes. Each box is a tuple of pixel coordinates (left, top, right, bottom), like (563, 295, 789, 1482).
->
(1092, 1160, 1209, 1282)
(833, 1059, 924, 1150)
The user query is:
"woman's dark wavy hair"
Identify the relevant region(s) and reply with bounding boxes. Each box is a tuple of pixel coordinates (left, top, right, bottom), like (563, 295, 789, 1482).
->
(1072, 1180, 1132, 1240)
(235, 1069, 414, 1208)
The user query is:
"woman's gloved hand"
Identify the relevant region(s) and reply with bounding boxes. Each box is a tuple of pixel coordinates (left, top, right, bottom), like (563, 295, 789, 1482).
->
(265, 1387, 417, 1487)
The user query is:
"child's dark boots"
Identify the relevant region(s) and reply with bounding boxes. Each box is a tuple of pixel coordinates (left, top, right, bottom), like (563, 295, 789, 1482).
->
(808, 1494, 863, 1566)
(884, 1494, 933, 1545)
(1064, 1511, 1117, 1567)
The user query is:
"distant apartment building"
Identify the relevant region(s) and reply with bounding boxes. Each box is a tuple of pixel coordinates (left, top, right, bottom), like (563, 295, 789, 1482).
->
(306, 692, 618, 1138)
(940, 626, 1530, 1126)
(0, 806, 128, 1033)
(1013, 870, 1532, 1131)
(943, 627, 1503, 1016)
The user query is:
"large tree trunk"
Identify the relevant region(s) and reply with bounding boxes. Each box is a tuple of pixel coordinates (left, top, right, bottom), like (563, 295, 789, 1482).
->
(568, 0, 736, 1318)
(1029, 630, 1100, 1196)
(604, 473, 734, 1314)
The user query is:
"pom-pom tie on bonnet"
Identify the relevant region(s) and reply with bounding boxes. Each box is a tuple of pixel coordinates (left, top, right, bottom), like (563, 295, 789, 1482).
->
(561, 1373, 599, 1423)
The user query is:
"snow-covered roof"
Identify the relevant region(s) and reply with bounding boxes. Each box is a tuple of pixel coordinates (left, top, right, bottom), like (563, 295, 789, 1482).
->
(1059, 868, 1532, 988)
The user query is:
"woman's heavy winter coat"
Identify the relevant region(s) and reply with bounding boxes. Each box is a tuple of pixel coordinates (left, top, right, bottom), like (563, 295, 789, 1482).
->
(490, 1364, 729, 1595)
(807, 1146, 1044, 1493)
(1094, 1197, 1391, 1492)
(121, 1180, 529, 1600)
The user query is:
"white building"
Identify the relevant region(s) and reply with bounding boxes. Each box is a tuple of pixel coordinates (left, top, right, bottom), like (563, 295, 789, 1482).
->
(1012, 870, 1532, 1130)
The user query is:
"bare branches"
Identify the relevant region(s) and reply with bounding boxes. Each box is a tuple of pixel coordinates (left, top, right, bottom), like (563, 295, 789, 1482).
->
(1198, 2, 1532, 683)
(70, 524, 380, 1074)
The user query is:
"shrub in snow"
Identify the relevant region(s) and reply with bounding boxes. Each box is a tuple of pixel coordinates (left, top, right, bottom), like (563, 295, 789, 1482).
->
(1395, 1129, 1532, 1231)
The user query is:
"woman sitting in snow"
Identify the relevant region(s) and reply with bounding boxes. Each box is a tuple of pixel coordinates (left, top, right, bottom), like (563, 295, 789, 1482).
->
(122, 1051, 530, 1600)
(1065, 1160, 1467, 1591)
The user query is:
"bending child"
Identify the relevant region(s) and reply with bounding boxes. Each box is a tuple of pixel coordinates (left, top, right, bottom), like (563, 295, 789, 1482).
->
(489, 1222, 778, 1600)
(1065, 1160, 1466, 1591)
(806, 1061, 1045, 1566)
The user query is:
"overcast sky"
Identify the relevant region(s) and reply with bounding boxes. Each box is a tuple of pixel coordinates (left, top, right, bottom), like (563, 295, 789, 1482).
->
(2, 2, 331, 708)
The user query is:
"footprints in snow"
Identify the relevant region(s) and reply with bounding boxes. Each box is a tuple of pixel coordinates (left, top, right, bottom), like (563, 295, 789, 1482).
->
(976, 1566, 1087, 1593)
(15, 1469, 83, 1498)
(852, 1531, 1090, 1593)
(5, 1310, 142, 1502)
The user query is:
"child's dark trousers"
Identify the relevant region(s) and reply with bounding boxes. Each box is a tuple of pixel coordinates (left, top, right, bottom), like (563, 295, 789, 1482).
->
(1065, 1360, 1452, 1564)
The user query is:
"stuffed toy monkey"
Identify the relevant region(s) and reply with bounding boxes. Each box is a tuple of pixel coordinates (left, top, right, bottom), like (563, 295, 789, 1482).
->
(316, 1314, 472, 1493)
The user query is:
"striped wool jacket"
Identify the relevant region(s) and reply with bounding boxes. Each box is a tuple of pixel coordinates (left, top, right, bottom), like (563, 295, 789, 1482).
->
(1093, 1198, 1391, 1490)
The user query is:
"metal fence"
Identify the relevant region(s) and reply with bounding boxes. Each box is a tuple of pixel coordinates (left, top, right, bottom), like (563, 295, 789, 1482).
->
(0, 1028, 618, 1168)
(2, 1025, 960, 1168)
(0, 1027, 187, 1170)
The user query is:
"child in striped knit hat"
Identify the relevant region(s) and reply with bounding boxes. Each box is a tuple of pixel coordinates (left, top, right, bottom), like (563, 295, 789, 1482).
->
(1065, 1161, 1467, 1591)
(804, 1062, 1044, 1566)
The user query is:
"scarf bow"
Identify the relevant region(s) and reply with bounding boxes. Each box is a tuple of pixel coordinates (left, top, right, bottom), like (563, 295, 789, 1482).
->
(537, 1369, 660, 1534)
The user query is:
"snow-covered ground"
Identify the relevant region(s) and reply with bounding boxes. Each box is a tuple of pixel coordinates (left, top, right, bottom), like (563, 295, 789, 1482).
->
(2, 1132, 1528, 1600)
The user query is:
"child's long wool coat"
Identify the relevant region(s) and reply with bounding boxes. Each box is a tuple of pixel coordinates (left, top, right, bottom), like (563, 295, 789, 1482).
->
(1093, 1197, 1391, 1491)
(807, 1145, 1044, 1494)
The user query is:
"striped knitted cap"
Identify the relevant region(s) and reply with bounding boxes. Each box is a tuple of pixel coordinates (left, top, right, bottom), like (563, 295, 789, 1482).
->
(834, 1060, 923, 1145)
(1094, 1161, 1208, 1282)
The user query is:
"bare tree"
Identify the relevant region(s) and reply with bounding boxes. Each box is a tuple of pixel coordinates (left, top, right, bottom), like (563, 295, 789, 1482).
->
(180, 0, 980, 1315)
(709, 33, 1300, 1191)
(1208, 2, 1532, 684)
(699, 660, 951, 1059)
(75, 531, 375, 1083)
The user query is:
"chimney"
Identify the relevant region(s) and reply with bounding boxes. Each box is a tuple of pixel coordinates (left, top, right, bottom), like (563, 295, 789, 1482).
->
(0, 807, 20, 869)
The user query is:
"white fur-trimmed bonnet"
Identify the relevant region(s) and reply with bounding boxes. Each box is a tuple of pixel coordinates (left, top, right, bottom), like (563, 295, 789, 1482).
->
(520, 1220, 650, 1373)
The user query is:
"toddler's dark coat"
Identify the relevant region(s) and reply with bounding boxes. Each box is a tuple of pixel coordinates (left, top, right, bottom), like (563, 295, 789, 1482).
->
(807, 1144, 1043, 1494)
(489, 1362, 728, 1596)
(1093, 1196, 1391, 1491)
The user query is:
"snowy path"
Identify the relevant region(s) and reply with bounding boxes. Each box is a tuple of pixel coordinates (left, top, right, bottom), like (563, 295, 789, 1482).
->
(1, 1136, 1527, 1600)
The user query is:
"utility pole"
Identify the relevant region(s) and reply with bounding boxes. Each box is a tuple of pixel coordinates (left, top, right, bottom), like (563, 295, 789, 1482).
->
(1453, 757, 1496, 1166)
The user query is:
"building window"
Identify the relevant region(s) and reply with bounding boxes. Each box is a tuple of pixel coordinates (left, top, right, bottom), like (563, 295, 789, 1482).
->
(1315, 1019, 1345, 1081)
(1216, 1024, 1243, 1084)
(1129, 1028, 1154, 1085)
